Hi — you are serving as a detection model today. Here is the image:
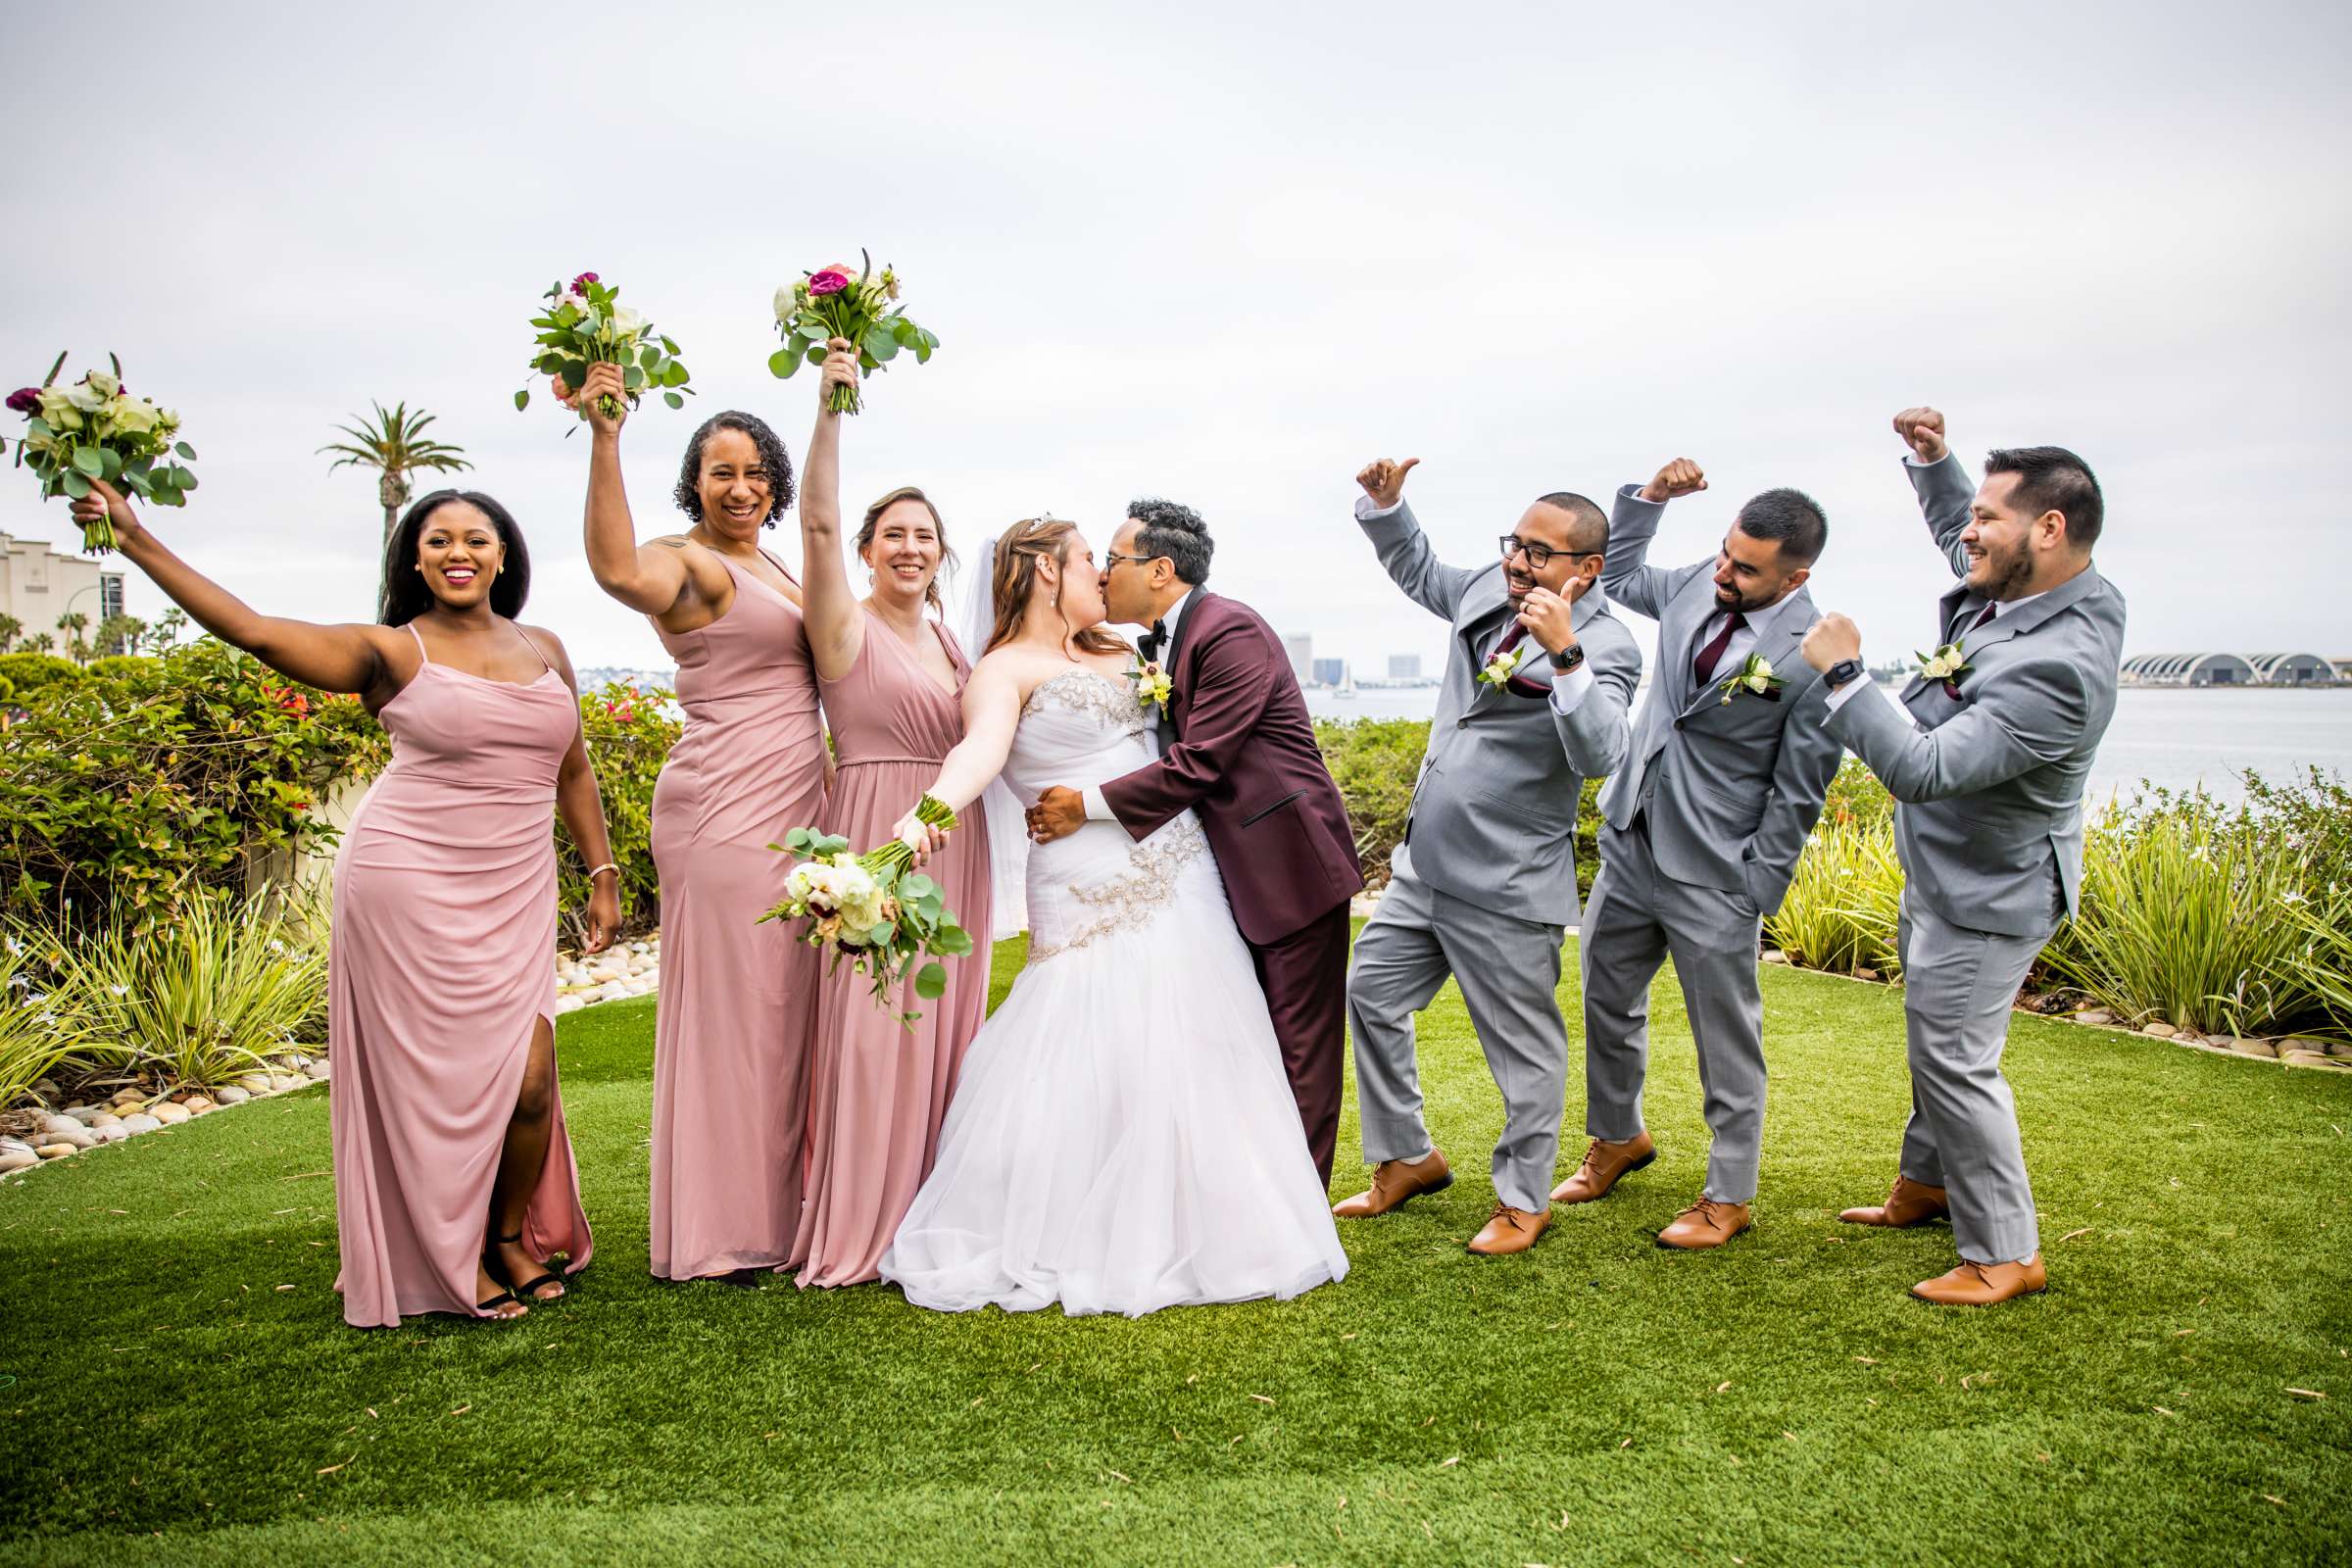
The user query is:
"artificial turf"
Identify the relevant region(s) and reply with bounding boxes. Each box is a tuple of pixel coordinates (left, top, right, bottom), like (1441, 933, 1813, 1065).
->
(1, 937, 2347, 1566)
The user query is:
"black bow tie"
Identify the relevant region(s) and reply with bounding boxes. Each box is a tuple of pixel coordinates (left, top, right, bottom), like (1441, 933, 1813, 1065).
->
(1139, 618, 1168, 662)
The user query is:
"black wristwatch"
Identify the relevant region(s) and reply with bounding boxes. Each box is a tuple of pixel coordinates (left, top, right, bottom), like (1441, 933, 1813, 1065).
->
(1825, 658, 1865, 691)
(1549, 643, 1587, 674)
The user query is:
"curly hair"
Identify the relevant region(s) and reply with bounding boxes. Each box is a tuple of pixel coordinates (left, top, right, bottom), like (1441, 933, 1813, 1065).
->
(672, 410, 795, 527)
(1126, 495, 1213, 586)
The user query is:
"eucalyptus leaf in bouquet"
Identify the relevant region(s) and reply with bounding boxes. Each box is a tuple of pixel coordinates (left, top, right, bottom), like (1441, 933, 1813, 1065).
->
(515, 271, 693, 423)
(4, 352, 198, 552)
(758, 794, 972, 1027)
(770, 250, 940, 414)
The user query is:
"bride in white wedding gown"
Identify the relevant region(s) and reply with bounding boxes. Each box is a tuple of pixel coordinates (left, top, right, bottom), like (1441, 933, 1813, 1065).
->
(879, 516, 1348, 1317)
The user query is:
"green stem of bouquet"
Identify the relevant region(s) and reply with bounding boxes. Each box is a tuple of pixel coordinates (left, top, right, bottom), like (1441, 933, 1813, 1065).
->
(859, 794, 957, 877)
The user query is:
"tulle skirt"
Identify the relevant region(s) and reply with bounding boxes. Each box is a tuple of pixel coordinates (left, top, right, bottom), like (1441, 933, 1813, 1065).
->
(880, 817, 1348, 1317)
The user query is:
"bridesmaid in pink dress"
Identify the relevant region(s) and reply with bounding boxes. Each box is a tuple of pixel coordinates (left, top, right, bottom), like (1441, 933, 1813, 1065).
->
(568, 363, 827, 1284)
(77, 478, 620, 1327)
(790, 343, 994, 1287)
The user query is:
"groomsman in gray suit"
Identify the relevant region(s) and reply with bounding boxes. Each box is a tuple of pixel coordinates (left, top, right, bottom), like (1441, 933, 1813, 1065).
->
(1802, 406, 2126, 1306)
(1336, 457, 1641, 1255)
(1558, 461, 1842, 1249)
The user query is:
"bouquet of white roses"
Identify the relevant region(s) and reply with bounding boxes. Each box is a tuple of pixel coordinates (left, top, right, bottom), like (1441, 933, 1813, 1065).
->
(5, 353, 197, 552)
(760, 794, 973, 1027)
(769, 251, 939, 415)
(515, 271, 692, 422)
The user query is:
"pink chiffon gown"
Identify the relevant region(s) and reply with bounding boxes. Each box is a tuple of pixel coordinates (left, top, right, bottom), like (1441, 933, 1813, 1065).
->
(330, 623, 593, 1329)
(648, 551, 828, 1279)
(792, 612, 994, 1287)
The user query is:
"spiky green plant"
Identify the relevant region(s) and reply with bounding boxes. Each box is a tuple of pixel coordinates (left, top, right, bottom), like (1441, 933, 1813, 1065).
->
(0, 929, 106, 1105)
(47, 894, 327, 1089)
(1764, 818, 1905, 977)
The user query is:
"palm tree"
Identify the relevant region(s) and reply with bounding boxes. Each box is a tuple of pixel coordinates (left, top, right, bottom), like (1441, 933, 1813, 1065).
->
(27, 633, 55, 655)
(0, 613, 20, 653)
(55, 612, 89, 664)
(318, 402, 473, 564)
(96, 612, 146, 657)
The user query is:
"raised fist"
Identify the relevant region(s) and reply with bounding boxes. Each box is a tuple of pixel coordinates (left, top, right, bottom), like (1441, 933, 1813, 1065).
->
(1892, 407, 1947, 465)
(1639, 458, 1706, 504)
(1800, 612, 1862, 672)
(1354, 457, 1420, 510)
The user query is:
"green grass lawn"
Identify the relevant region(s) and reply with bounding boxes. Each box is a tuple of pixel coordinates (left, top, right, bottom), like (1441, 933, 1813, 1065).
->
(3, 937, 2348, 1566)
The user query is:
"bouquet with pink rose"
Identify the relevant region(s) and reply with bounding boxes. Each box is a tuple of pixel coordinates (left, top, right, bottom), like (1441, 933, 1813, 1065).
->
(4, 351, 197, 553)
(515, 271, 693, 424)
(769, 250, 939, 415)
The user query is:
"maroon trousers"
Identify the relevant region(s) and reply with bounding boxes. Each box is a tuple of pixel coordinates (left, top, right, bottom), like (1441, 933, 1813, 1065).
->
(1248, 899, 1352, 1188)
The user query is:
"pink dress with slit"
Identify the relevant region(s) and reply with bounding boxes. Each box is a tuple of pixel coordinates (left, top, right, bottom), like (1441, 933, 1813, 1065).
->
(648, 552, 828, 1278)
(330, 624, 593, 1328)
(792, 611, 994, 1286)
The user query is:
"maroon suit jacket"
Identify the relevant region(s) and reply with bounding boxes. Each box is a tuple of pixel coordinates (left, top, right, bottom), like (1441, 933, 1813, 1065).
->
(1099, 591, 1363, 946)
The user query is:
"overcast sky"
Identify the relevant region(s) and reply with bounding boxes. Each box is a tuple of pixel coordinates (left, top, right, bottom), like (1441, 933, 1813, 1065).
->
(5, 1, 2347, 678)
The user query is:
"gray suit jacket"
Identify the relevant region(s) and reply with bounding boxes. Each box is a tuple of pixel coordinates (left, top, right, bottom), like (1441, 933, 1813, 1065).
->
(1358, 498, 1642, 927)
(1826, 452, 2129, 938)
(1597, 486, 1842, 915)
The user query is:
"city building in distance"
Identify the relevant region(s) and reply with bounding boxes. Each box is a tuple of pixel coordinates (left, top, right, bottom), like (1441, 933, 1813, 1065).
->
(1282, 634, 1312, 687)
(2121, 652, 2338, 688)
(1, 530, 124, 652)
(1311, 658, 1347, 689)
(1388, 654, 1421, 680)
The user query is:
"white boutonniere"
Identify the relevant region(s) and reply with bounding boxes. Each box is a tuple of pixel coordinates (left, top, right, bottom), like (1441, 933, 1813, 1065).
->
(1915, 642, 1973, 687)
(1717, 652, 1786, 704)
(1479, 647, 1528, 689)
(1128, 657, 1173, 714)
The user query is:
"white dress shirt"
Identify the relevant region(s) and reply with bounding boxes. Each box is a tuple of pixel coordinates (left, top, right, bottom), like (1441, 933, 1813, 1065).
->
(1080, 588, 1197, 821)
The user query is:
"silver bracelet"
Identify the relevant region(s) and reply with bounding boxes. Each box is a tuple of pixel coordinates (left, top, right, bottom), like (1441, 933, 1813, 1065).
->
(587, 861, 620, 880)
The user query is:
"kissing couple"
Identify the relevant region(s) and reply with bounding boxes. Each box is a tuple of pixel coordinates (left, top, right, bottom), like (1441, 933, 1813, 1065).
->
(871, 500, 1362, 1318)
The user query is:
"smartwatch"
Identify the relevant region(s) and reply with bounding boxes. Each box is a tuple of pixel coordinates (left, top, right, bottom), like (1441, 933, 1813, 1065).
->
(1549, 643, 1587, 674)
(1825, 657, 1865, 691)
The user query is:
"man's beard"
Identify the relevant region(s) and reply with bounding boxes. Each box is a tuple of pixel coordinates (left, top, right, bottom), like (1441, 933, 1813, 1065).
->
(1713, 580, 1774, 614)
(1973, 544, 2034, 601)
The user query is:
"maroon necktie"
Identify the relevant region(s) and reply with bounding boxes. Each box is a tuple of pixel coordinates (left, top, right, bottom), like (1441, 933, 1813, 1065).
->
(1691, 611, 1748, 687)
(1489, 621, 1549, 697)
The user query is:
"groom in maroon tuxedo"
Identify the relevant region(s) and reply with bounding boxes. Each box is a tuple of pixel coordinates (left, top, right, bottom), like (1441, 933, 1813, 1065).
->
(1025, 498, 1363, 1184)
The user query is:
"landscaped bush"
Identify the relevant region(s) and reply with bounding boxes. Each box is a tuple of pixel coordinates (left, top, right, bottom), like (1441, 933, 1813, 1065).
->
(0, 934, 96, 1106)
(1763, 817, 1903, 977)
(563, 679, 679, 943)
(0, 639, 387, 935)
(0, 652, 82, 698)
(32, 893, 328, 1089)
(1313, 716, 1605, 892)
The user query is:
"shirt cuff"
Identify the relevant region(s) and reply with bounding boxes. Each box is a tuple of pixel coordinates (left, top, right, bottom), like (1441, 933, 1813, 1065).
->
(1353, 494, 1404, 521)
(1822, 676, 1917, 730)
(1082, 786, 1116, 821)
(1548, 662, 1594, 715)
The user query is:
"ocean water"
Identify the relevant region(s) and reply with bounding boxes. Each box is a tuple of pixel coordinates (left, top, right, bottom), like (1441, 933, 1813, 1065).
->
(1303, 684, 2352, 804)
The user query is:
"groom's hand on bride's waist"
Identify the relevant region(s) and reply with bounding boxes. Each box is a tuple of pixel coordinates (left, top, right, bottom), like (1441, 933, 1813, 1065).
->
(1027, 787, 1088, 844)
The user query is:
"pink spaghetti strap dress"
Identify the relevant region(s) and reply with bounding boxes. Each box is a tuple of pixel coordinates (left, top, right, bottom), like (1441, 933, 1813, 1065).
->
(648, 551, 828, 1278)
(792, 612, 994, 1287)
(330, 623, 593, 1328)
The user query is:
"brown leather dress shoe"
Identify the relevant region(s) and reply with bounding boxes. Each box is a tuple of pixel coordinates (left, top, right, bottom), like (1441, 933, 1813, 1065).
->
(1656, 1197, 1750, 1250)
(1467, 1201, 1549, 1255)
(1911, 1253, 2047, 1305)
(1332, 1149, 1453, 1219)
(1549, 1132, 1656, 1204)
(1838, 1176, 1950, 1228)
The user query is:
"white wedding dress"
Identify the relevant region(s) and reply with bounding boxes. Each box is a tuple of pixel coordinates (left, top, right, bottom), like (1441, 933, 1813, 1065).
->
(880, 669, 1349, 1317)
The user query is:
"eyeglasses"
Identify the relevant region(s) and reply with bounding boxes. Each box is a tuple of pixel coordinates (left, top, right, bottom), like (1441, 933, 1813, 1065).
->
(1102, 550, 1161, 570)
(1498, 536, 1601, 569)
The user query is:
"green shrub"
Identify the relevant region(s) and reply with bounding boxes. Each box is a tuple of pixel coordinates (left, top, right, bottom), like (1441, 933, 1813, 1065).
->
(46, 892, 328, 1089)
(0, 638, 387, 935)
(560, 680, 679, 944)
(83, 654, 159, 680)
(1314, 716, 1606, 892)
(0, 931, 101, 1105)
(1818, 756, 1894, 830)
(2038, 787, 2337, 1037)
(0, 652, 82, 697)
(1764, 818, 1904, 976)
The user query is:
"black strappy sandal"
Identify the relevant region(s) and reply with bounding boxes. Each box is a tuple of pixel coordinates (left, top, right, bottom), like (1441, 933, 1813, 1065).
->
(487, 1230, 565, 1302)
(475, 1287, 525, 1319)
